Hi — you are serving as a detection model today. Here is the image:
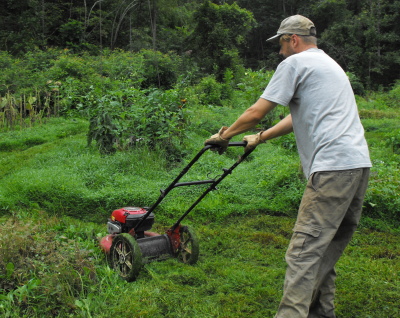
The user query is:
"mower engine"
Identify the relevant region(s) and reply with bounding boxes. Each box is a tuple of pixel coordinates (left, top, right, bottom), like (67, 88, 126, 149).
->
(100, 205, 198, 282)
(107, 207, 155, 238)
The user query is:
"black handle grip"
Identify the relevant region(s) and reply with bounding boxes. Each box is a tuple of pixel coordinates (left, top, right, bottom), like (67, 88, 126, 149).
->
(228, 141, 247, 147)
(205, 141, 247, 151)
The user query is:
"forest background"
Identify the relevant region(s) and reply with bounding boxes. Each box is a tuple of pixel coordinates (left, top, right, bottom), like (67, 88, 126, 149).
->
(1, 0, 400, 89)
(0, 0, 399, 317)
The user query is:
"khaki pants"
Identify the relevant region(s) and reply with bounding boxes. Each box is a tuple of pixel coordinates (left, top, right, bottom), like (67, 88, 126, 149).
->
(275, 168, 370, 318)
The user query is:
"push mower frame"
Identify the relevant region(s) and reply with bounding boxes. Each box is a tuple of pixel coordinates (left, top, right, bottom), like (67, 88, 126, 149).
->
(101, 141, 253, 281)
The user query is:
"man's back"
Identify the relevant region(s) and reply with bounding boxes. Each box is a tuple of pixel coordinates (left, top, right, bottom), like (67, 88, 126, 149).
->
(261, 48, 371, 177)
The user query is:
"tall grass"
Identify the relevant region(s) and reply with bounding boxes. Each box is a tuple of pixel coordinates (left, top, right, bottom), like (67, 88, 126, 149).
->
(1, 83, 400, 224)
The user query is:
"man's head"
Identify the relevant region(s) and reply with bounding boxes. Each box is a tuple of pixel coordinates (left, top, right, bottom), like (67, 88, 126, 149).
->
(267, 15, 317, 42)
(268, 15, 318, 58)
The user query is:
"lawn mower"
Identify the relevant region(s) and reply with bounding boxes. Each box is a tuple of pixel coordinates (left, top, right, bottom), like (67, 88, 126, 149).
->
(100, 141, 253, 281)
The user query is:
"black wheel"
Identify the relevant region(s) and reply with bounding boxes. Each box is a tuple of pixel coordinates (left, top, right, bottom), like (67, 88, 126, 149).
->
(176, 226, 199, 265)
(109, 233, 143, 282)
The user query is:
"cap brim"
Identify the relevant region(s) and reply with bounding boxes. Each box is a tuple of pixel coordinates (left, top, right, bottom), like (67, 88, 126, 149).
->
(266, 34, 280, 42)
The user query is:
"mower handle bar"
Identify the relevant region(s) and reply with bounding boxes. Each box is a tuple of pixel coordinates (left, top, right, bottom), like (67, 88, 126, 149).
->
(133, 141, 253, 232)
(170, 142, 248, 188)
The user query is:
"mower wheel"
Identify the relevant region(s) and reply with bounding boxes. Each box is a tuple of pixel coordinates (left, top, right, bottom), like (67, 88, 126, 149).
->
(176, 226, 199, 265)
(109, 233, 143, 282)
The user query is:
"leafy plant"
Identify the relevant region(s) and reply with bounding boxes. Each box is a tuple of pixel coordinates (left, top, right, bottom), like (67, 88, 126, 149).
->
(88, 112, 118, 155)
(194, 75, 225, 106)
(346, 71, 365, 96)
(236, 69, 274, 104)
(87, 88, 186, 156)
(139, 49, 182, 90)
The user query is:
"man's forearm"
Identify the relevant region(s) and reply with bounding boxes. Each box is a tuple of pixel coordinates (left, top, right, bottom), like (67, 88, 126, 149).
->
(260, 114, 293, 141)
(221, 98, 277, 140)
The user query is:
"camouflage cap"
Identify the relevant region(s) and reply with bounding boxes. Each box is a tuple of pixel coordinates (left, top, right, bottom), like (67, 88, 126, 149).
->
(267, 15, 316, 42)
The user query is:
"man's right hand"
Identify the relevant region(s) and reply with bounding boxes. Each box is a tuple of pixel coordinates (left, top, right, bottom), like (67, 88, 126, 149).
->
(204, 126, 231, 155)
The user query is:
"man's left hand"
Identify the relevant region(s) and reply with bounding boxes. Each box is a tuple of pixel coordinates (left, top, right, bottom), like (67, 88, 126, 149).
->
(243, 131, 266, 152)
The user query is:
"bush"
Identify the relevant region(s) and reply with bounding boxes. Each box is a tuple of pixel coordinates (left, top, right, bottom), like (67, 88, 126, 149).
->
(347, 71, 365, 96)
(87, 88, 186, 156)
(364, 159, 400, 224)
(0, 49, 197, 120)
(194, 75, 225, 106)
(384, 80, 400, 108)
(236, 69, 274, 104)
(47, 53, 96, 81)
(139, 49, 182, 90)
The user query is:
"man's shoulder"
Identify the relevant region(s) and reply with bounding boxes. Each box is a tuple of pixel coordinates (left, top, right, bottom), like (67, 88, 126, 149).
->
(290, 48, 326, 61)
(283, 48, 340, 72)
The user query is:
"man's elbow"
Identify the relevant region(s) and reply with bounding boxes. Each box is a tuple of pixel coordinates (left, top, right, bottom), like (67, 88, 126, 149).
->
(245, 107, 265, 123)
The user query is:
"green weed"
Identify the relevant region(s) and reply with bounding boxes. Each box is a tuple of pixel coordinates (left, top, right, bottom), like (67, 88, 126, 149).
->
(0, 212, 101, 317)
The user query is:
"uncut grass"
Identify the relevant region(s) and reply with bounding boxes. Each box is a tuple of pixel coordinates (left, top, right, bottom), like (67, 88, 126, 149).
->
(0, 117, 305, 222)
(1, 106, 398, 224)
(0, 120, 180, 219)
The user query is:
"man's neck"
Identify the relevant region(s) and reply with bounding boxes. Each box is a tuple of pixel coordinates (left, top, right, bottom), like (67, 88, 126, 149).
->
(296, 44, 318, 54)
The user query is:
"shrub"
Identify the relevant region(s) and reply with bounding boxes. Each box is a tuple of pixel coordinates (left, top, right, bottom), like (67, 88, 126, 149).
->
(87, 102, 119, 155)
(47, 52, 96, 80)
(384, 129, 400, 154)
(139, 49, 182, 90)
(364, 159, 400, 224)
(87, 88, 186, 156)
(347, 71, 365, 96)
(236, 69, 274, 104)
(0, 49, 198, 119)
(194, 75, 224, 106)
(384, 80, 400, 108)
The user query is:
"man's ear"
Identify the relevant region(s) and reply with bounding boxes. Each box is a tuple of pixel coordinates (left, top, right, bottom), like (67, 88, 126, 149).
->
(291, 34, 303, 50)
(291, 34, 299, 47)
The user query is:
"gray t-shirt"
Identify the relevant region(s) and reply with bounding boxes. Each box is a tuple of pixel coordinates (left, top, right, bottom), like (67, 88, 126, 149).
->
(260, 48, 371, 178)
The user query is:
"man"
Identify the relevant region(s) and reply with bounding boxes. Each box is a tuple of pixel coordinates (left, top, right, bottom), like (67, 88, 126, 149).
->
(205, 15, 371, 318)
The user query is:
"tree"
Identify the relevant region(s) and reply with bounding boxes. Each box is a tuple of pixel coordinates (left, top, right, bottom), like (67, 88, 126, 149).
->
(191, 1, 256, 79)
(359, 0, 400, 86)
(314, 0, 400, 88)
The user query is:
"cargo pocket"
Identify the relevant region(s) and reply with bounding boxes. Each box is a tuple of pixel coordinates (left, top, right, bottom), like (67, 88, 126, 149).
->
(287, 223, 322, 258)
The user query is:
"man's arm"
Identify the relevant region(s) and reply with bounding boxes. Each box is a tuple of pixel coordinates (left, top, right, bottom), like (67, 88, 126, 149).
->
(219, 98, 277, 140)
(205, 98, 294, 153)
(241, 113, 293, 152)
(259, 113, 293, 142)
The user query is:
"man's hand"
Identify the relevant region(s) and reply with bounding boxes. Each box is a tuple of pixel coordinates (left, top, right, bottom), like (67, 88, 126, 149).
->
(243, 131, 266, 152)
(204, 126, 231, 155)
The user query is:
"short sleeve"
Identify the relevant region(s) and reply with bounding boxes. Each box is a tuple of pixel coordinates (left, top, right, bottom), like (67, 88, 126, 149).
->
(260, 61, 298, 106)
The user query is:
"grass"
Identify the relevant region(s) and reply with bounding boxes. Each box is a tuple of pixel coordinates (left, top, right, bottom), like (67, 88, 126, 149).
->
(0, 116, 305, 221)
(0, 88, 399, 317)
(0, 210, 399, 317)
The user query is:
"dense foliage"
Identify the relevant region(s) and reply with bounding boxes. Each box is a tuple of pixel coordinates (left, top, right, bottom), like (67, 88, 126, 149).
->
(0, 0, 399, 88)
